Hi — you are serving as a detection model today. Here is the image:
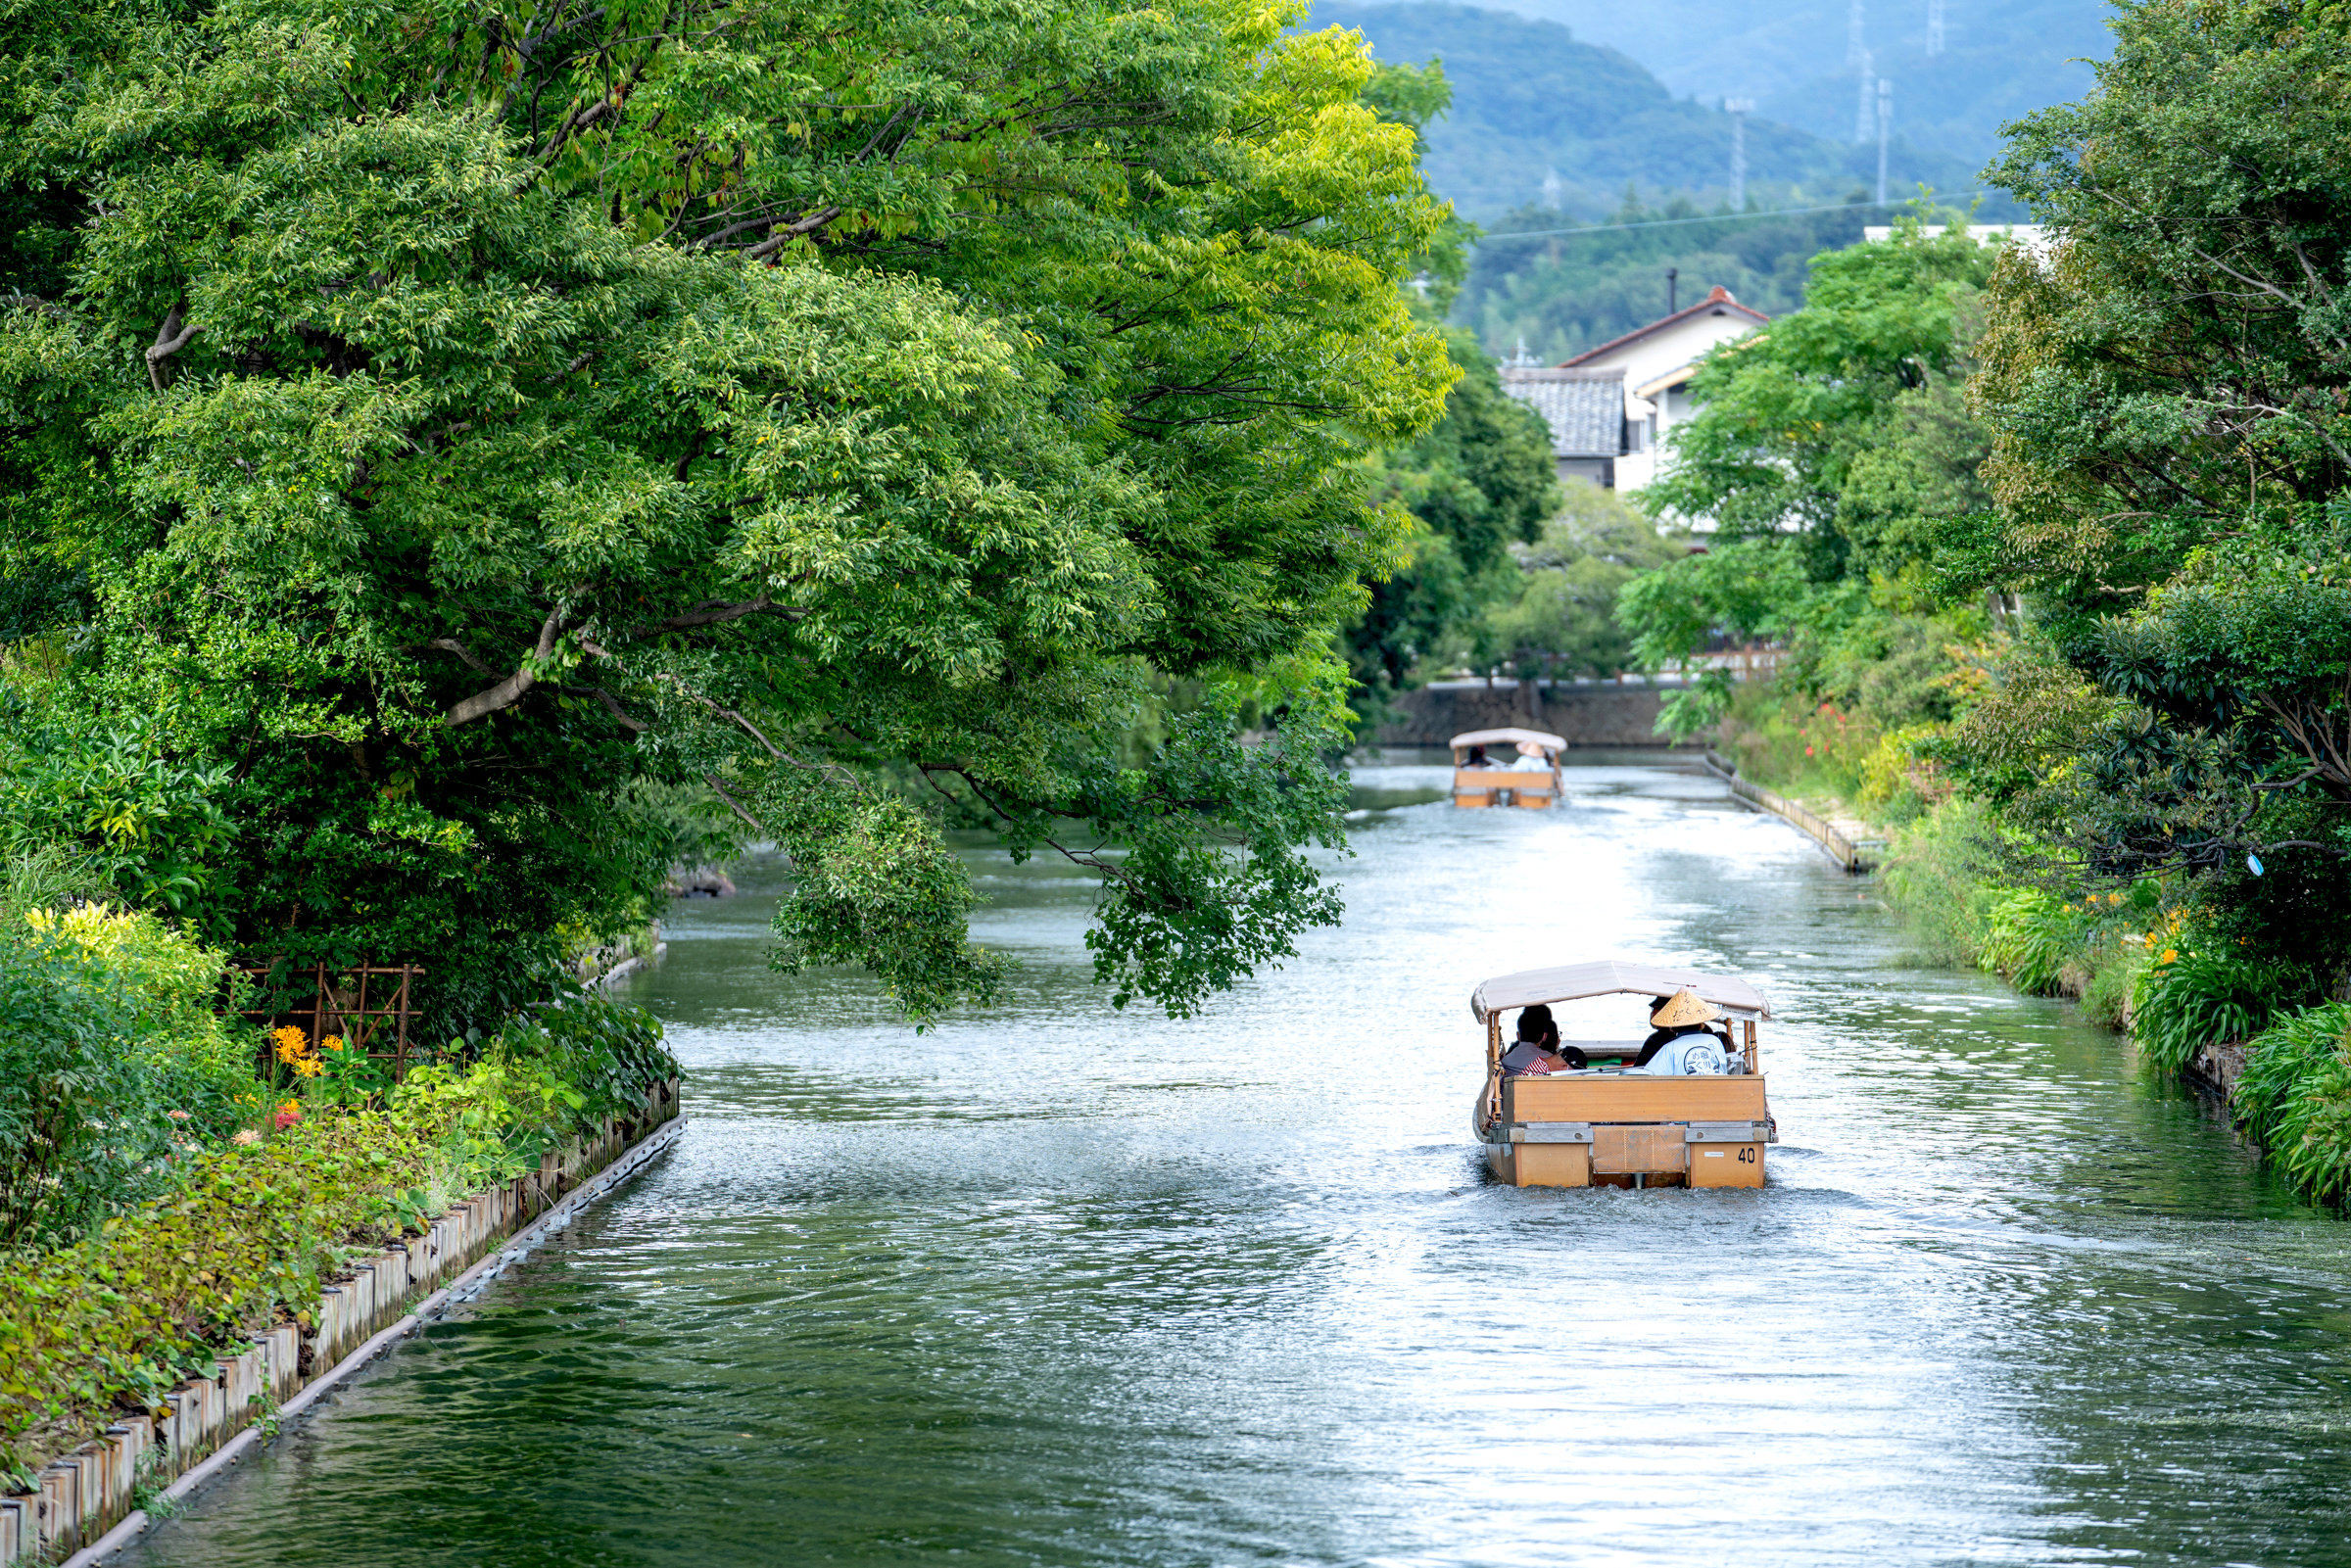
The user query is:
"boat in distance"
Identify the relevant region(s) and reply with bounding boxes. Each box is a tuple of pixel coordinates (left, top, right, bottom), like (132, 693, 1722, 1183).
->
(1472, 960, 1775, 1189)
(1449, 727, 1564, 809)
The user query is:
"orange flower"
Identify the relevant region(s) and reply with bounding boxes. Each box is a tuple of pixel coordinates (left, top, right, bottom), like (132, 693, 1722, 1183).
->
(321, 1034, 345, 1054)
(272, 1025, 312, 1065)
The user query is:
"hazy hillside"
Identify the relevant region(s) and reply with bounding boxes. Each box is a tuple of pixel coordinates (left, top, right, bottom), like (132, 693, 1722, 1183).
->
(1449, 0, 2108, 166)
(1316, 3, 1990, 219)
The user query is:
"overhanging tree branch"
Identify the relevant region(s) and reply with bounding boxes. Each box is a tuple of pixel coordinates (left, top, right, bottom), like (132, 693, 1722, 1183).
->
(145, 304, 201, 394)
(444, 606, 565, 726)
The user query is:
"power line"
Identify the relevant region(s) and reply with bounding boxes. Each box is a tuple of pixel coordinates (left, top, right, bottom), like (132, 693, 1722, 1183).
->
(1471, 191, 1993, 244)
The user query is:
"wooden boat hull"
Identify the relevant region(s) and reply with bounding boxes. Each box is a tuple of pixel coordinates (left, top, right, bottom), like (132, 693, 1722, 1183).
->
(1451, 768, 1558, 809)
(1474, 1075, 1770, 1189)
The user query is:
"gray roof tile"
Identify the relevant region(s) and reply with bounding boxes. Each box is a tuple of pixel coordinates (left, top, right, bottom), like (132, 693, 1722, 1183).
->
(1500, 367, 1625, 458)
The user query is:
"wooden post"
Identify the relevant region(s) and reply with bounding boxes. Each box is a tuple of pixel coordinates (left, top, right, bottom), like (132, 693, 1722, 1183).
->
(394, 965, 414, 1079)
(1744, 1019, 1758, 1075)
(1485, 1013, 1504, 1130)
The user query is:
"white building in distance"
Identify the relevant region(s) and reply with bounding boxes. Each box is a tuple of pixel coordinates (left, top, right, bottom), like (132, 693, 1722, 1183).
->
(1502, 285, 1770, 498)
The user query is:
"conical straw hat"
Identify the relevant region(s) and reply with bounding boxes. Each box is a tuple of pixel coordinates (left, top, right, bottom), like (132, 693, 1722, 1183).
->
(1650, 986, 1721, 1027)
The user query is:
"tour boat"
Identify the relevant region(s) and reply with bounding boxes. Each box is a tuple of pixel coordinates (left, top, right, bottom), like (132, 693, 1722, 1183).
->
(1450, 727, 1565, 808)
(1470, 960, 1775, 1188)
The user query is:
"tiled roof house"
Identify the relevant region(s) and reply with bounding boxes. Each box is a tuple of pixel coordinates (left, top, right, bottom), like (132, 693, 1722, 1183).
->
(1501, 285, 1770, 502)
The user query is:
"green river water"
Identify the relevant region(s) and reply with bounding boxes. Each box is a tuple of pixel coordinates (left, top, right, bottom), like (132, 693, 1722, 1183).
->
(118, 753, 2351, 1567)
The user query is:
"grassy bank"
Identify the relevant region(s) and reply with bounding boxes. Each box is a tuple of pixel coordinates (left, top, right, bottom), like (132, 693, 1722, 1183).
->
(1716, 678, 2351, 1206)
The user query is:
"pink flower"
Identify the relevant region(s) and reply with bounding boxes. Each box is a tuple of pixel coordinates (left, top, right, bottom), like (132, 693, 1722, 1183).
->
(231, 1129, 260, 1146)
(167, 1110, 190, 1121)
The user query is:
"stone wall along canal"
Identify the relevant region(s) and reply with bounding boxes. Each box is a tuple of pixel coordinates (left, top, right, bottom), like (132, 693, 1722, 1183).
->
(117, 753, 2351, 1567)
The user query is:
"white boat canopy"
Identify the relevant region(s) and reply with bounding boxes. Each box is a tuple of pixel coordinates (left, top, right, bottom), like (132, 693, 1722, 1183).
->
(1471, 960, 1773, 1022)
(1449, 728, 1566, 751)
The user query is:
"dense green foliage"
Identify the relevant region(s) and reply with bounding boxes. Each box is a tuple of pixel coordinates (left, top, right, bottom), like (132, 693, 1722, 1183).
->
(1346, 327, 1560, 707)
(1644, 217, 2000, 558)
(1, 0, 1457, 1028)
(0, 904, 255, 1252)
(0, 993, 676, 1470)
(1486, 484, 1680, 679)
(2234, 1003, 2351, 1203)
(1953, 0, 2351, 989)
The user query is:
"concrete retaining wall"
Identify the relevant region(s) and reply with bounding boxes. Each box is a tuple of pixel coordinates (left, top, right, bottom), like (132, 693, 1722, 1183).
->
(1374, 680, 1703, 749)
(0, 1077, 684, 1566)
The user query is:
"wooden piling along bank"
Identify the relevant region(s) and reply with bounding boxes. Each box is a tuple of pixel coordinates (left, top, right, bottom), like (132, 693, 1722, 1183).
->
(0, 1078, 684, 1566)
(1702, 751, 1879, 874)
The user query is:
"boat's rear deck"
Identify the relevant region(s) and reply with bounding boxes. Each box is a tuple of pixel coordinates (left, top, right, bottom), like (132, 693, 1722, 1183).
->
(1483, 1072, 1770, 1188)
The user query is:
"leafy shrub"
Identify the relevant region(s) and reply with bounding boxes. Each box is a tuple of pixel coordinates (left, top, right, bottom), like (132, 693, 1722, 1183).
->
(2233, 1004, 2351, 1204)
(407, 994, 677, 1176)
(2129, 937, 2305, 1071)
(0, 692, 236, 927)
(0, 997, 677, 1470)
(1980, 888, 2080, 995)
(1855, 725, 1950, 825)
(0, 906, 260, 1251)
(2078, 937, 2148, 1030)
(0, 1106, 450, 1471)
(1879, 796, 2002, 966)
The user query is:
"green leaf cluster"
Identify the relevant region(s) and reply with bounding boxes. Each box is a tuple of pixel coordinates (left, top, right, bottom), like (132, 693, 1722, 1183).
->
(2234, 1002, 2351, 1203)
(0, 903, 256, 1252)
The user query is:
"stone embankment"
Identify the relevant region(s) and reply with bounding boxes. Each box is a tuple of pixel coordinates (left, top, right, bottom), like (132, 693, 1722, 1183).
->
(1, 1079, 684, 1567)
(1700, 751, 1879, 873)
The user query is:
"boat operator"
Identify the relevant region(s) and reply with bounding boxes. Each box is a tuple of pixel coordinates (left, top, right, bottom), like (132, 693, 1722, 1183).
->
(1634, 988, 1733, 1072)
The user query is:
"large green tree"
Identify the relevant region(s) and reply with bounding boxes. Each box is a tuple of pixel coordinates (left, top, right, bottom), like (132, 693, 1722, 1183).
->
(1958, 0, 2351, 951)
(1619, 215, 2003, 734)
(0, 0, 1455, 1025)
(1345, 326, 1559, 705)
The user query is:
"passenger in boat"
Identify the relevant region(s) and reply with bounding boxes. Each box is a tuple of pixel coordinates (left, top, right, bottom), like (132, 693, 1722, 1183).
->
(1499, 1005, 1556, 1073)
(1633, 987, 1733, 1070)
(1506, 742, 1551, 772)
(1464, 744, 1494, 768)
(1499, 1006, 1590, 1074)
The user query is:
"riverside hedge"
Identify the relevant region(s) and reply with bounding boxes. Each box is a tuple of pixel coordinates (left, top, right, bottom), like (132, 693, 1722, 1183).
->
(0, 998, 676, 1475)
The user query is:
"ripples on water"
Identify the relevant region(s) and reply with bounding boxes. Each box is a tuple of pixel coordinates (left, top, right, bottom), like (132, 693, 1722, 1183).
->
(121, 755, 2351, 1567)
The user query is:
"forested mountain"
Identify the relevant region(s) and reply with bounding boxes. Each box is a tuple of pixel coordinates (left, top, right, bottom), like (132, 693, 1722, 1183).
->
(1457, 197, 1918, 363)
(1491, 0, 2109, 166)
(1314, 3, 1988, 218)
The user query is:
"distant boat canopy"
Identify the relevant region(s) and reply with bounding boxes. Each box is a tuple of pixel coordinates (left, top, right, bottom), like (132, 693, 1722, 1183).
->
(1448, 727, 1568, 752)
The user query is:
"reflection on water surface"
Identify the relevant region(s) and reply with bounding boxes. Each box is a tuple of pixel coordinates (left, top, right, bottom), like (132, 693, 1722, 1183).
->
(121, 753, 2351, 1567)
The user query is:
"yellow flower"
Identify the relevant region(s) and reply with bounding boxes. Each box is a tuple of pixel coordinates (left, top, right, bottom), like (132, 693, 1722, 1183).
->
(2161, 948, 2179, 964)
(293, 1056, 323, 1077)
(272, 1025, 312, 1065)
(321, 1035, 345, 1053)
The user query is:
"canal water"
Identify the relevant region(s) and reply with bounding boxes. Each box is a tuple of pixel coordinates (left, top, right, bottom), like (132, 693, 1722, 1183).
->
(121, 754, 2351, 1567)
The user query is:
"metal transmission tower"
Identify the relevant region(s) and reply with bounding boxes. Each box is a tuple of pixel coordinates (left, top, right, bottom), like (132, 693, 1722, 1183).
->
(1855, 48, 1876, 143)
(1725, 99, 1753, 210)
(1847, 0, 1867, 66)
(1876, 78, 1893, 204)
(1927, 0, 1944, 55)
